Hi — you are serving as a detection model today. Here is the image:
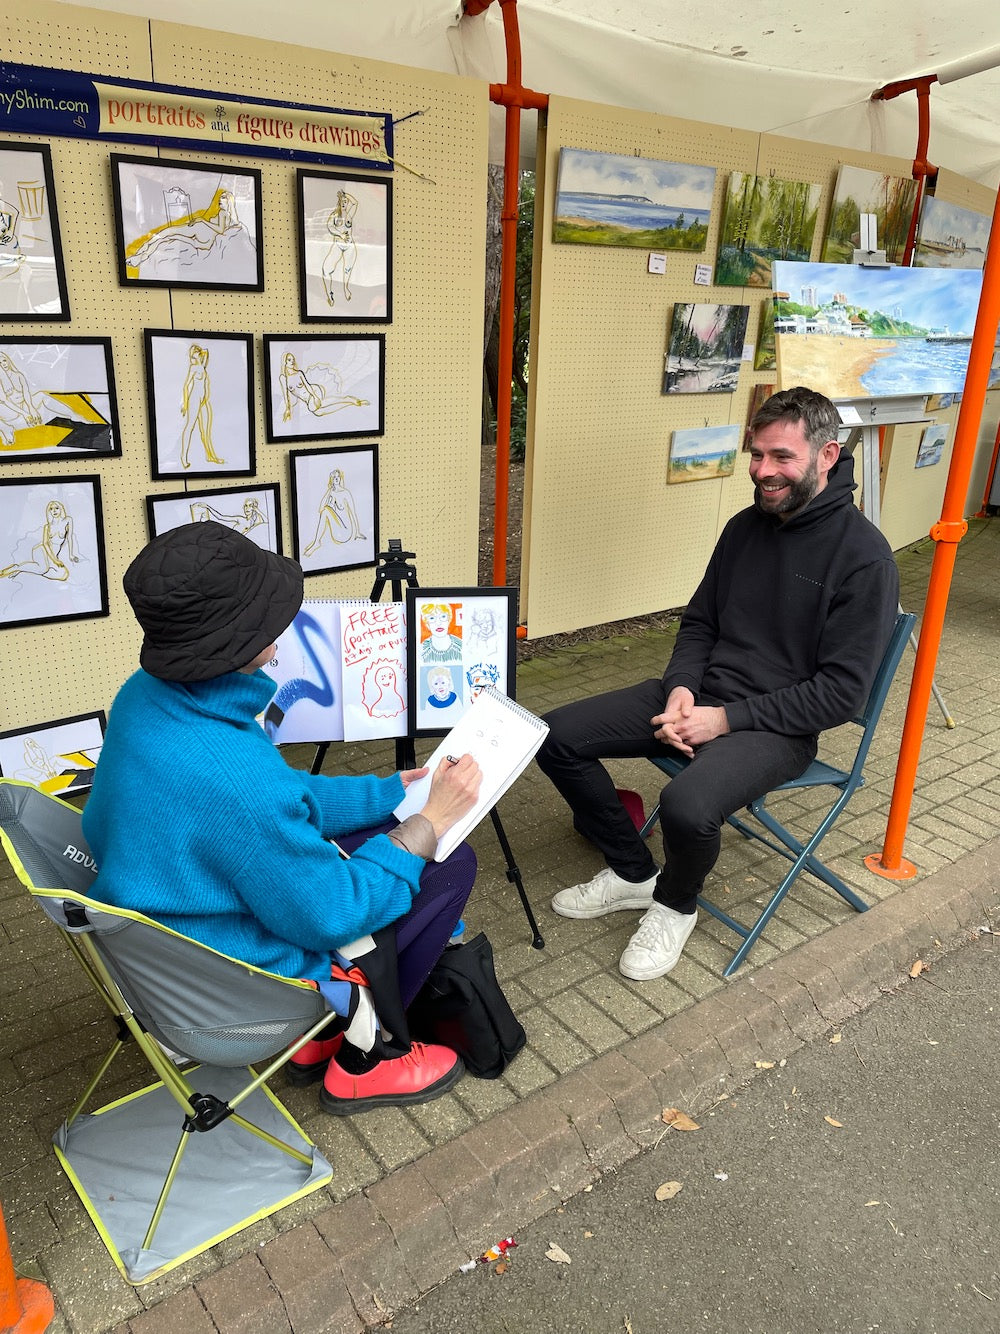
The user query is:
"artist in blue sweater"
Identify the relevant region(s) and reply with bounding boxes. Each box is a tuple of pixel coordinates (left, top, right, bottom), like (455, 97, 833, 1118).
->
(82, 522, 482, 1114)
(537, 386, 899, 981)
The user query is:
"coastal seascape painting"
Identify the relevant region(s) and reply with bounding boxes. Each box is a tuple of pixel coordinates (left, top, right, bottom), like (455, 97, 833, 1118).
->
(554, 148, 716, 251)
(667, 424, 740, 484)
(715, 172, 821, 287)
(820, 166, 919, 266)
(772, 260, 983, 399)
(663, 302, 749, 394)
(914, 196, 990, 270)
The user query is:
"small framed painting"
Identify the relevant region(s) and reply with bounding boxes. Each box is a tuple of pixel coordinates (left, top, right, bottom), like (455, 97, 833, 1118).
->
(297, 169, 392, 322)
(0, 337, 119, 461)
(146, 483, 283, 553)
(110, 154, 263, 290)
(405, 586, 518, 736)
(667, 424, 740, 484)
(289, 444, 378, 575)
(144, 329, 255, 479)
(915, 422, 949, 469)
(0, 140, 70, 320)
(263, 334, 384, 443)
(0, 475, 108, 630)
(0, 711, 106, 797)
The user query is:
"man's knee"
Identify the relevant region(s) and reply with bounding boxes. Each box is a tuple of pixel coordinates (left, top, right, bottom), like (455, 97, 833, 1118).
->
(658, 782, 720, 844)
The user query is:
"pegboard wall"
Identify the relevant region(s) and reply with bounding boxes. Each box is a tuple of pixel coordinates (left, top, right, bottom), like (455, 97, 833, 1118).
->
(522, 95, 999, 638)
(0, 0, 488, 731)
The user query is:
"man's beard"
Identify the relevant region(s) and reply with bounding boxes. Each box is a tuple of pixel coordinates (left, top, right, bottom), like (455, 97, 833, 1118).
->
(756, 455, 819, 517)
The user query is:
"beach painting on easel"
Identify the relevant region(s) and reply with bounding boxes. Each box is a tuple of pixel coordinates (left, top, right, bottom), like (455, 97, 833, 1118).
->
(771, 260, 983, 399)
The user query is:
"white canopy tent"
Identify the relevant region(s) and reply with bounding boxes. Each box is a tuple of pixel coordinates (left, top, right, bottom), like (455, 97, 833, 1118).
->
(52, 0, 1000, 186)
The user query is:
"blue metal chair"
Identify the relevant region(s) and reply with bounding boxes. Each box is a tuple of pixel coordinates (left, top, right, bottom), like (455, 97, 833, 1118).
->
(639, 611, 915, 977)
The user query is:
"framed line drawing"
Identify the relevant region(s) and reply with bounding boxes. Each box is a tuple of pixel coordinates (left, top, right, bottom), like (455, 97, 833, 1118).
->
(110, 154, 263, 290)
(0, 140, 70, 320)
(297, 169, 392, 322)
(0, 475, 108, 630)
(263, 334, 384, 443)
(144, 329, 255, 479)
(289, 444, 378, 575)
(0, 710, 106, 797)
(146, 482, 283, 553)
(0, 337, 120, 461)
(405, 586, 518, 736)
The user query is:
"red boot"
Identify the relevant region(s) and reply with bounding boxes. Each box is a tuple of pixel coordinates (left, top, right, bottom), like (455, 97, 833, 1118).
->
(287, 1033, 343, 1086)
(319, 1042, 464, 1114)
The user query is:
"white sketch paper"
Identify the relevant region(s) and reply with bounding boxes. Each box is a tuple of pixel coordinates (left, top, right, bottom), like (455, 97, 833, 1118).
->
(340, 601, 408, 741)
(147, 484, 281, 553)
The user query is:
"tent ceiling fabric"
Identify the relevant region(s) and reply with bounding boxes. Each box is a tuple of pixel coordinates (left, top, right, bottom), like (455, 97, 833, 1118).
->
(53, 0, 1000, 184)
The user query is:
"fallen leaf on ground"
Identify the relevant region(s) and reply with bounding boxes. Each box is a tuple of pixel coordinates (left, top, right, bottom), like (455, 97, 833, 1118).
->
(662, 1107, 700, 1131)
(545, 1243, 572, 1264)
(865, 1200, 881, 1207)
(755, 1059, 775, 1069)
(655, 1180, 683, 1200)
(824, 1115, 844, 1128)
(829, 1033, 842, 1044)
(494, 1261, 507, 1275)
(909, 959, 927, 978)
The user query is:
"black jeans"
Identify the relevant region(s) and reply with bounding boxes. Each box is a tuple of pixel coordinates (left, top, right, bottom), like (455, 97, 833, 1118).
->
(537, 679, 816, 912)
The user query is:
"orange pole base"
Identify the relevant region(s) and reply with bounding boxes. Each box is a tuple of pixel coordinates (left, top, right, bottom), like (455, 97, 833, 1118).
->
(864, 851, 918, 880)
(1, 1278, 55, 1333)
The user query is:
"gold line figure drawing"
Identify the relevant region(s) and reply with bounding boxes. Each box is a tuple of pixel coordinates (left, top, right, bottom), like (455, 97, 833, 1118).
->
(0, 498, 79, 582)
(361, 660, 406, 719)
(13, 736, 60, 782)
(0, 193, 25, 285)
(304, 469, 365, 555)
(127, 187, 255, 279)
(322, 190, 358, 305)
(189, 496, 267, 537)
(180, 344, 224, 468)
(280, 352, 369, 423)
(419, 603, 463, 664)
(0, 350, 93, 448)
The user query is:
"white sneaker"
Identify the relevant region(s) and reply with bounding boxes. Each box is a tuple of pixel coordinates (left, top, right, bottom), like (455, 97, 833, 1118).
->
(619, 904, 698, 980)
(551, 865, 658, 919)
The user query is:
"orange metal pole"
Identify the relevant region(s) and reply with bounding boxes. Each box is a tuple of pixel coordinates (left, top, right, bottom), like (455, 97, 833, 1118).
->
(0, 1201, 53, 1333)
(872, 76, 937, 267)
(868, 179, 1000, 876)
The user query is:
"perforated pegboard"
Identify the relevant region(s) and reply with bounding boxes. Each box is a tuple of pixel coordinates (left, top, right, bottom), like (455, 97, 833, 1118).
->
(0, 0, 488, 731)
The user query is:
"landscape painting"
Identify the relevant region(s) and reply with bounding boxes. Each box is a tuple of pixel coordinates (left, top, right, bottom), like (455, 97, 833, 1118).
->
(754, 299, 776, 370)
(667, 424, 740, 484)
(915, 422, 949, 468)
(663, 302, 749, 394)
(715, 172, 822, 287)
(554, 148, 716, 251)
(914, 196, 990, 269)
(820, 166, 919, 265)
(772, 260, 983, 398)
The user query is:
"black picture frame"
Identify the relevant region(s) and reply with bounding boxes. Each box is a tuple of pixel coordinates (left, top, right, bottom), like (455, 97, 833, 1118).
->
(263, 334, 385, 443)
(0, 139, 71, 321)
(110, 153, 264, 291)
(146, 482, 283, 552)
(0, 336, 120, 462)
(0, 710, 107, 796)
(296, 168, 392, 322)
(405, 586, 518, 736)
(288, 444, 378, 576)
(144, 329, 255, 480)
(0, 474, 108, 630)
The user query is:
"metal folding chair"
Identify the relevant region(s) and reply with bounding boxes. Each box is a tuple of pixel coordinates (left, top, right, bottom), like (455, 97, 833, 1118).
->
(639, 611, 915, 977)
(0, 778, 341, 1284)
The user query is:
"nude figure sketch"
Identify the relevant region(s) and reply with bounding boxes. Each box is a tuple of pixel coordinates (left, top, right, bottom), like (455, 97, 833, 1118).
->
(0, 350, 89, 448)
(304, 469, 365, 556)
(180, 344, 224, 468)
(0, 498, 79, 582)
(127, 188, 255, 280)
(189, 496, 266, 536)
(279, 352, 369, 424)
(322, 190, 358, 306)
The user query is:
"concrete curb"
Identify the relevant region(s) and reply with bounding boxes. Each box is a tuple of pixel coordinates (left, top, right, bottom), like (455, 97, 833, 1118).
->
(113, 837, 1000, 1334)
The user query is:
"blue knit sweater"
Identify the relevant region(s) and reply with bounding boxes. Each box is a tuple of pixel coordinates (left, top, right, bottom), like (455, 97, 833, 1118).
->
(81, 668, 423, 981)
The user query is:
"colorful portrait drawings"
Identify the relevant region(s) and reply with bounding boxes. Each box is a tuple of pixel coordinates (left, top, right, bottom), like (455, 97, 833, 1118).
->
(407, 588, 517, 735)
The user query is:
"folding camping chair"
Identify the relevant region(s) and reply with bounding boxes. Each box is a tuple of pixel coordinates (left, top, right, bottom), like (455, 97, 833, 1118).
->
(639, 610, 915, 978)
(0, 778, 344, 1284)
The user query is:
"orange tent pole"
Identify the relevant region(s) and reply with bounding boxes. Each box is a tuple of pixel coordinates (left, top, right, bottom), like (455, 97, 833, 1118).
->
(867, 178, 1000, 877)
(0, 1201, 53, 1333)
(464, 0, 547, 589)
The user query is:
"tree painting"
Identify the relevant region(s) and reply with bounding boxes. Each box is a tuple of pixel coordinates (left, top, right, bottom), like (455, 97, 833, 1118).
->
(820, 166, 919, 265)
(715, 173, 822, 287)
(663, 302, 749, 394)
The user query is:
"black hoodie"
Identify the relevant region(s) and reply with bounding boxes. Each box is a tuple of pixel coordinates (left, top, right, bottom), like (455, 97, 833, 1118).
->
(662, 452, 899, 738)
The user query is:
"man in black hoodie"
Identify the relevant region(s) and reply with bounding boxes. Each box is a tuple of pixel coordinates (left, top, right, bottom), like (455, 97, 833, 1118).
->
(537, 386, 899, 981)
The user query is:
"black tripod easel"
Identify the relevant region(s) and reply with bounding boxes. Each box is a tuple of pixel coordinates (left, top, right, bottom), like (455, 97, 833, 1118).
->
(311, 541, 544, 949)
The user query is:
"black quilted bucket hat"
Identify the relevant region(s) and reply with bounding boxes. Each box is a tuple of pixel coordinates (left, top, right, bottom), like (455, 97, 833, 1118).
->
(123, 522, 303, 682)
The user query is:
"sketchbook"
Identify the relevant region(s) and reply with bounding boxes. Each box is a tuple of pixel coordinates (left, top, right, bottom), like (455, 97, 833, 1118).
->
(392, 686, 549, 861)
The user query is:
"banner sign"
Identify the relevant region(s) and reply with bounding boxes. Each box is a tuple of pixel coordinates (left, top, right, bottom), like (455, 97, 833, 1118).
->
(0, 62, 393, 169)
